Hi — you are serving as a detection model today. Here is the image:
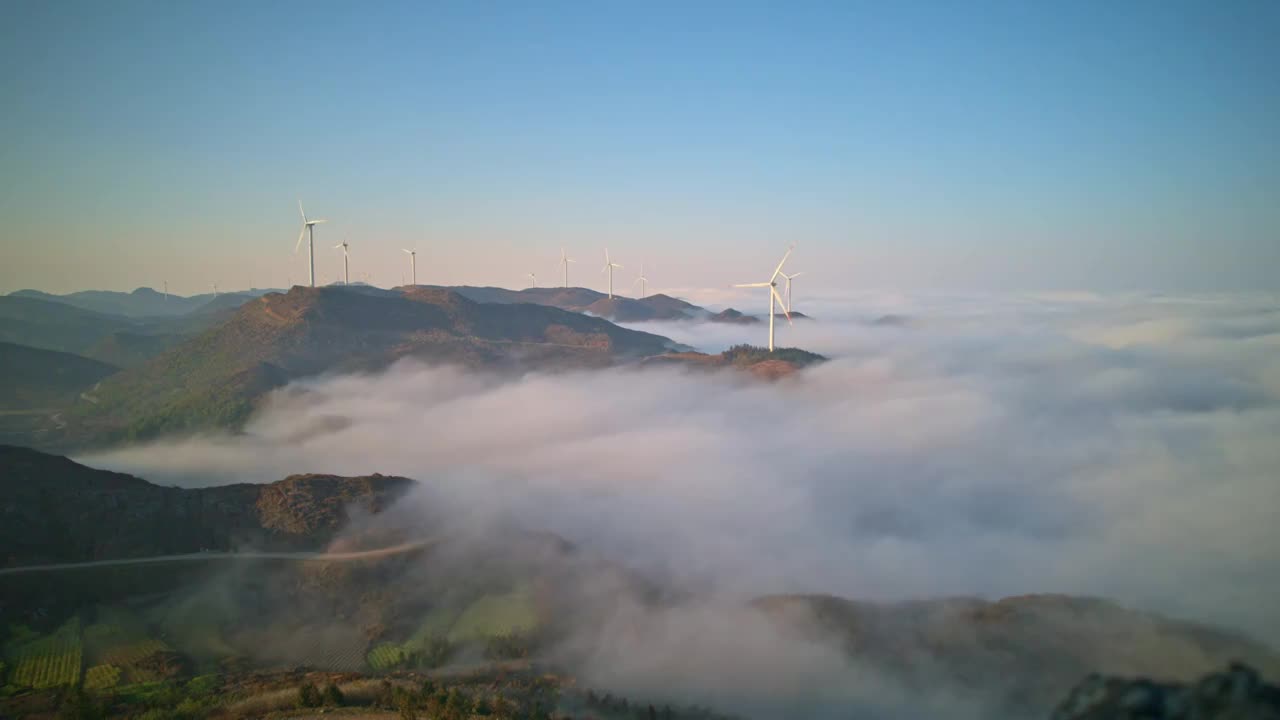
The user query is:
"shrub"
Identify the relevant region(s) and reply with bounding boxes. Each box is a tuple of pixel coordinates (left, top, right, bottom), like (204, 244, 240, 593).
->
(297, 681, 322, 708)
(323, 682, 345, 707)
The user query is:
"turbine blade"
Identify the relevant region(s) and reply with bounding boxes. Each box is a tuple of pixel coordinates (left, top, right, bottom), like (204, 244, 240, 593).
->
(789, 271, 804, 278)
(311, 219, 328, 224)
(295, 226, 306, 254)
(298, 199, 306, 222)
(770, 246, 793, 282)
(771, 287, 793, 326)
(733, 282, 770, 288)
(402, 248, 413, 254)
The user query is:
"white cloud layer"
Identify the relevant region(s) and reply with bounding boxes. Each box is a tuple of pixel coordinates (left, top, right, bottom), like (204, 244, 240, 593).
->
(81, 291, 1280, 655)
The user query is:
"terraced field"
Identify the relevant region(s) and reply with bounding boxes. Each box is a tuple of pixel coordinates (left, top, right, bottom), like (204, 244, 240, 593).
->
(447, 590, 538, 642)
(4, 617, 82, 689)
(366, 642, 409, 671)
(405, 606, 459, 650)
(83, 663, 122, 690)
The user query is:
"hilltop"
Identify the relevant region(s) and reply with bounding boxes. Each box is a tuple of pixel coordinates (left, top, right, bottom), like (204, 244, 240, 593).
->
(645, 343, 827, 379)
(61, 286, 676, 444)
(0, 445, 414, 567)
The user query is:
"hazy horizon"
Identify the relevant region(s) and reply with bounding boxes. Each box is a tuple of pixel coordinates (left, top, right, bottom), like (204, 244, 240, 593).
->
(4, 1, 1278, 296)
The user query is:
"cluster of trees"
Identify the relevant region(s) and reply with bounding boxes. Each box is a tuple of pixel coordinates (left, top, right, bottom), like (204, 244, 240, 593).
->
(583, 689, 738, 720)
(722, 344, 823, 367)
(296, 680, 345, 708)
(374, 678, 555, 720)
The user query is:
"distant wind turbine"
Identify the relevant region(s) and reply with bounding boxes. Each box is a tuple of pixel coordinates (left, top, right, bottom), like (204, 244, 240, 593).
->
(780, 271, 803, 313)
(294, 200, 328, 287)
(733, 246, 794, 352)
(163, 281, 168, 302)
(402, 249, 417, 286)
(633, 263, 648, 298)
(212, 282, 219, 299)
(560, 248, 575, 288)
(334, 238, 350, 285)
(602, 249, 623, 299)
(527, 272, 537, 288)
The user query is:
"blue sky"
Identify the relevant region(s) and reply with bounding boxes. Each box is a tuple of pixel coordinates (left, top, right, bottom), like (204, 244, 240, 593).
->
(2, 0, 1277, 294)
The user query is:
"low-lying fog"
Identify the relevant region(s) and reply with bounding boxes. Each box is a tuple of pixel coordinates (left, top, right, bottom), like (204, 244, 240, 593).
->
(81, 290, 1280, 711)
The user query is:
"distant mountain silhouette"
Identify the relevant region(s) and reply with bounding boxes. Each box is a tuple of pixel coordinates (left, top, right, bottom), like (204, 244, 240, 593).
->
(418, 285, 770, 323)
(0, 296, 141, 355)
(61, 286, 676, 445)
(8, 287, 276, 318)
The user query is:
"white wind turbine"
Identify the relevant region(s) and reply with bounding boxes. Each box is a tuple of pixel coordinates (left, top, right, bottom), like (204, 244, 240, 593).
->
(560, 248, 575, 288)
(633, 263, 648, 298)
(602, 249, 623, 299)
(733, 246, 794, 352)
(527, 272, 537, 288)
(780, 271, 803, 313)
(334, 238, 350, 285)
(402, 249, 417, 286)
(294, 200, 328, 287)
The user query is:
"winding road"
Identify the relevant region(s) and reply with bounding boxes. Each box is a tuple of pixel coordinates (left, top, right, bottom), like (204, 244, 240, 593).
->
(0, 539, 435, 576)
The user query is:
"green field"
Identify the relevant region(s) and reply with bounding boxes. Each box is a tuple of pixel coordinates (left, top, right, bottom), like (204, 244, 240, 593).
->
(4, 617, 82, 689)
(366, 642, 409, 671)
(405, 605, 459, 650)
(447, 590, 538, 642)
(83, 663, 122, 690)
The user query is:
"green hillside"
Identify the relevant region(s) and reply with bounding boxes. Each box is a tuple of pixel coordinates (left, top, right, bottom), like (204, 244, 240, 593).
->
(65, 286, 675, 444)
(0, 342, 119, 411)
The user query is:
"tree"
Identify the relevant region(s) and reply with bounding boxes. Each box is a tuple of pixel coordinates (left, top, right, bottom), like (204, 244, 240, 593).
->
(297, 681, 322, 708)
(323, 682, 345, 707)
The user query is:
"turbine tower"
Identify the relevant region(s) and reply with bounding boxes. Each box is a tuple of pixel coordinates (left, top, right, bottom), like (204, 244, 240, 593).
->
(780, 271, 803, 313)
(402, 249, 417, 286)
(602, 249, 623, 299)
(334, 239, 350, 285)
(733, 246, 794, 352)
(294, 200, 328, 287)
(527, 272, 537, 288)
(560, 248, 575, 288)
(633, 263, 648, 298)
(212, 282, 219, 299)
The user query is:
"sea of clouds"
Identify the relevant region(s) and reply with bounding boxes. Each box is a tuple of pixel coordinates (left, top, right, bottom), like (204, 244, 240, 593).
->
(81, 289, 1280, 656)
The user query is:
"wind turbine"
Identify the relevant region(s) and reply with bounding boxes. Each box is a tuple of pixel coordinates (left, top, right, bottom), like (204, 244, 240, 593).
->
(527, 272, 537, 288)
(402, 249, 417, 286)
(560, 248, 575, 288)
(294, 200, 328, 287)
(602, 249, 623, 299)
(334, 238, 350, 285)
(633, 263, 648, 298)
(733, 247, 794, 352)
(212, 282, 219, 299)
(163, 281, 168, 302)
(780, 271, 803, 313)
